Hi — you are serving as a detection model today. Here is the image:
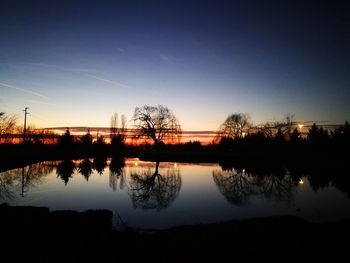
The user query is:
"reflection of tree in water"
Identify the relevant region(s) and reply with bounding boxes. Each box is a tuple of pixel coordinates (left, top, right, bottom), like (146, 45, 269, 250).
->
(213, 168, 256, 205)
(129, 161, 181, 211)
(213, 166, 295, 205)
(256, 171, 294, 204)
(93, 157, 107, 175)
(0, 171, 16, 200)
(306, 164, 350, 197)
(109, 157, 126, 191)
(56, 160, 75, 185)
(0, 162, 54, 200)
(78, 159, 93, 181)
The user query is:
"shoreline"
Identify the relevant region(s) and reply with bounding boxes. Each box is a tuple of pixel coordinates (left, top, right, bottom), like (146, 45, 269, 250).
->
(1, 203, 349, 259)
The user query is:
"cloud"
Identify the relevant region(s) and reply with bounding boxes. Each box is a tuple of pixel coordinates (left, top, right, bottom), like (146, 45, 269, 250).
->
(0, 82, 48, 99)
(160, 54, 175, 63)
(85, 73, 129, 88)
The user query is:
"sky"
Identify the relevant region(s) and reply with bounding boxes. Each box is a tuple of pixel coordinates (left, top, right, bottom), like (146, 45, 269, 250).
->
(0, 0, 349, 131)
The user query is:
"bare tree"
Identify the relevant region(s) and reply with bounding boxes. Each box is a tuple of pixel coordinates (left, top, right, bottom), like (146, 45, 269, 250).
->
(132, 105, 181, 145)
(218, 113, 251, 139)
(0, 112, 17, 143)
(110, 112, 118, 138)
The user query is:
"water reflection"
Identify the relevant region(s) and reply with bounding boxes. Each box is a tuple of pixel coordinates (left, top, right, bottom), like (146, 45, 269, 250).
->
(1, 159, 350, 229)
(56, 160, 75, 185)
(109, 157, 126, 191)
(93, 157, 107, 175)
(78, 158, 93, 181)
(129, 161, 182, 211)
(213, 165, 296, 205)
(0, 162, 54, 200)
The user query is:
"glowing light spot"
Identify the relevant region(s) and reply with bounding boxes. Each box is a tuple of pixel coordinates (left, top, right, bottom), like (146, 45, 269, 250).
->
(174, 163, 177, 168)
(299, 179, 304, 185)
(135, 162, 138, 166)
(298, 124, 303, 130)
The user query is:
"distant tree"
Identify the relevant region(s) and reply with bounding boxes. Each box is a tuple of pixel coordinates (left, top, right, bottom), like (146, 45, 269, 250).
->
(80, 129, 93, 147)
(58, 128, 74, 147)
(132, 105, 181, 145)
(290, 128, 301, 143)
(275, 114, 294, 137)
(110, 112, 119, 138)
(0, 112, 17, 143)
(333, 121, 350, 146)
(110, 112, 127, 149)
(218, 113, 251, 139)
(308, 123, 329, 144)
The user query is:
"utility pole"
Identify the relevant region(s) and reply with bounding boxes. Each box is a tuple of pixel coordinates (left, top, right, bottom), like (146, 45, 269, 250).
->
(23, 107, 29, 143)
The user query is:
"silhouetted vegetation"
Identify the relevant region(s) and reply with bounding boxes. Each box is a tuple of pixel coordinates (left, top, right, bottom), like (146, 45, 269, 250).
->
(217, 113, 251, 139)
(132, 105, 181, 146)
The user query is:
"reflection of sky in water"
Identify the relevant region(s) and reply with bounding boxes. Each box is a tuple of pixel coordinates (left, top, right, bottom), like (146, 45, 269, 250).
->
(0, 158, 350, 229)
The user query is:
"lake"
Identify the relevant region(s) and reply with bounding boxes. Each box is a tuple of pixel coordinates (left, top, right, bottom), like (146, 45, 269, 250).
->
(1, 158, 350, 229)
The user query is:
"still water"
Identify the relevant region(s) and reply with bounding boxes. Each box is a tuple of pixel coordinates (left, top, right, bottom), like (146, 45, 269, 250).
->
(1, 158, 349, 229)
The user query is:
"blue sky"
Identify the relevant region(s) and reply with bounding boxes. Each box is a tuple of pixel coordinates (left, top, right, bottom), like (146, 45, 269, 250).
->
(0, 0, 349, 130)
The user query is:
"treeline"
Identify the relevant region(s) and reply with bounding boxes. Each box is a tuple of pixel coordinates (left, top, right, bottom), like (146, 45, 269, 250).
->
(1, 107, 349, 161)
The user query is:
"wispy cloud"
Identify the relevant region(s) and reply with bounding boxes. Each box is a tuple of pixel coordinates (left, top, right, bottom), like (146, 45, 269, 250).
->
(26, 100, 56, 106)
(84, 73, 129, 88)
(160, 54, 175, 63)
(0, 82, 48, 99)
(22, 62, 98, 74)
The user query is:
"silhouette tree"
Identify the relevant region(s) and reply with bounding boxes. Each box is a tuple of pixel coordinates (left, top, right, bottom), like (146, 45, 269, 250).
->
(218, 113, 251, 139)
(78, 158, 93, 181)
(58, 128, 75, 147)
(129, 161, 181, 211)
(132, 105, 181, 145)
(333, 121, 350, 147)
(0, 112, 17, 143)
(110, 113, 125, 149)
(308, 123, 329, 145)
(109, 157, 126, 191)
(80, 130, 93, 147)
(56, 160, 75, 185)
(290, 128, 301, 143)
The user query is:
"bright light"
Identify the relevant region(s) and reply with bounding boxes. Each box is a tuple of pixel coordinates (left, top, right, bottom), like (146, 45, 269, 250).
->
(174, 163, 177, 168)
(134, 162, 138, 166)
(299, 179, 304, 185)
(298, 124, 303, 130)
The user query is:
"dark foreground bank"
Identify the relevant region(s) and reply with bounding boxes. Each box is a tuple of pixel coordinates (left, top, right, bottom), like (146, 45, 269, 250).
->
(1, 204, 349, 261)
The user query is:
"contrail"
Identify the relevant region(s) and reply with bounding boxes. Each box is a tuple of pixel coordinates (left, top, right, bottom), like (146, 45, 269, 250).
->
(0, 82, 48, 99)
(26, 99, 56, 106)
(85, 73, 129, 88)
